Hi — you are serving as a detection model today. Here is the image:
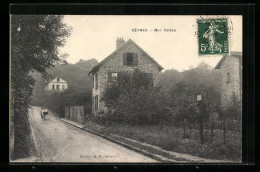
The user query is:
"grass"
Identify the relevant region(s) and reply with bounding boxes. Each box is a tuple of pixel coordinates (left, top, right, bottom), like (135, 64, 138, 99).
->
(84, 120, 242, 162)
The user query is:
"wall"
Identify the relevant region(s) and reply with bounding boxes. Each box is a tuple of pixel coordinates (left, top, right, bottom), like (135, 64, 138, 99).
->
(219, 54, 242, 109)
(65, 106, 85, 123)
(92, 41, 161, 114)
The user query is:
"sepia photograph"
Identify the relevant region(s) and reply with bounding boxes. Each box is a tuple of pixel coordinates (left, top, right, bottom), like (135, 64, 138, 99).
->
(10, 15, 243, 163)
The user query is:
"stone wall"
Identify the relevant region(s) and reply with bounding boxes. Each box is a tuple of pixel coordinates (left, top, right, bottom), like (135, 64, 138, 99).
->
(92, 41, 161, 114)
(219, 54, 242, 109)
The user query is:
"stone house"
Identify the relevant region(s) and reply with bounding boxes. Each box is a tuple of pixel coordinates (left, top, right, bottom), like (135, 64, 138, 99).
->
(45, 77, 68, 91)
(88, 38, 164, 114)
(215, 51, 242, 109)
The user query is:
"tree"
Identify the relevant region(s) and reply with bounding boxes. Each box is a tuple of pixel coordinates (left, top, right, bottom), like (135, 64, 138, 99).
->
(182, 62, 221, 89)
(169, 81, 220, 144)
(157, 69, 183, 95)
(218, 92, 242, 145)
(101, 69, 169, 125)
(10, 15, 71, 159)
(168, 62, 221, 144)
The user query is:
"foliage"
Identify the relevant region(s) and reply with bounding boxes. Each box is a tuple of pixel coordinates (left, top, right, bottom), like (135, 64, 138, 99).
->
(30, 58, 98, 117)
(182, 62, 221, 89)
(101, 69, 170, 125)
(11, 15, 71, 78)
(115, 88, 169, 125)
(37, 89, 92, 117)
(46, 58, 98, 91)
(10, 15, 71, 159)
(84, 120, 242, 161)
(167, 63, 221, 144)
(169, 73, 220, 126)
(224, 92, 242, 121)
(157, 62, 221, 96)
(157, 69, 183, 94)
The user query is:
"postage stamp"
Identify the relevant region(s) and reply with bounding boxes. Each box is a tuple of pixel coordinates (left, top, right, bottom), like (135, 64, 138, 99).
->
(198, 18, 229, 55)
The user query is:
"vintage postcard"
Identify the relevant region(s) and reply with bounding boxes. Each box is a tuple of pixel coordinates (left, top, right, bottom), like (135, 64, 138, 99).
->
(10, 15, 242, 163)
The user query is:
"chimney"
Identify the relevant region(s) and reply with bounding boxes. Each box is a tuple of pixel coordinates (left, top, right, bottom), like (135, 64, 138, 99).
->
(116, 37, 125, 49)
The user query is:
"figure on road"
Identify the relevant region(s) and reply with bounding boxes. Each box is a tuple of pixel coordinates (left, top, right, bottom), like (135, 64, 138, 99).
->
(40, 106, 48, 120)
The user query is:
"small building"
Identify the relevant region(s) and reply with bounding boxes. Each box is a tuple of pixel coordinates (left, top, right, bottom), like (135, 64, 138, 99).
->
(45, 77, 68, 91)
(88, 38, 164, 114)
(215, 51, 242, 109)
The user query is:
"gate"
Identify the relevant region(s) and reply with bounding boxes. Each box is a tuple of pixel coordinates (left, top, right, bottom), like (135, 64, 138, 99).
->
(65, 106, 85, 123)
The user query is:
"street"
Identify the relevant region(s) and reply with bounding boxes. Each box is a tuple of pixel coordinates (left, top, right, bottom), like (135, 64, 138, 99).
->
(28, 106, 157, 162)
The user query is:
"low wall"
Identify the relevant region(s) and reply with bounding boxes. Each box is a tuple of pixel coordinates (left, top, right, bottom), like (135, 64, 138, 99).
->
(65, 106, 85, 124)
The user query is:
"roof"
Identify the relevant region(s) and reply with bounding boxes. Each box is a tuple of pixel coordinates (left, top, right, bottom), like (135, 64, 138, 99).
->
(215, 51, 242, 69)
(48, 77, 67, 83)
(88, 39, 164, 75)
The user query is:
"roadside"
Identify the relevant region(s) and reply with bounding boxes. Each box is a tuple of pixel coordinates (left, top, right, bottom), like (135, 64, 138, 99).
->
(60, 118, 232, 163)
(21, 106, 157, 162)
(86, 118, 241, 162)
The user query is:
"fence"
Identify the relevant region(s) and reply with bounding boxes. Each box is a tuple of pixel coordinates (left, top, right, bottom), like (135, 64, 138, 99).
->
(65, 106, 85, 124)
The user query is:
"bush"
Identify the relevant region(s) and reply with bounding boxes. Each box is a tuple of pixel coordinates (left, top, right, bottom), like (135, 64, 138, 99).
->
(224, 92, 242, 121)
(101, 69, 170, 125)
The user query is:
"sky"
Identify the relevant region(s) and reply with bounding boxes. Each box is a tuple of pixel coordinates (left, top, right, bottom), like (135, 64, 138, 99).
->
(59, 15, 242, 71)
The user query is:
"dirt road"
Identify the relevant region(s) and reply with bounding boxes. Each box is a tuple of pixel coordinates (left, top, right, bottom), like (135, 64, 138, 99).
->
(28, 106, 157, 162)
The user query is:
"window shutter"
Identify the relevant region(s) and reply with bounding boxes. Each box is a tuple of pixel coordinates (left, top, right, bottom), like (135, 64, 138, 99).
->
(92, 76, 94, 88)
(95, 74, 98, 89)
(123, 52, 127, 65)
(133, 53, 138, 66)
(95, 95, 99, 111)
(108, 72, 112, 83)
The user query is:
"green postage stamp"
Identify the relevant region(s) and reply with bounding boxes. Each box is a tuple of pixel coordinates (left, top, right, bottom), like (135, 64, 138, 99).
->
(198, 18, 229, 55)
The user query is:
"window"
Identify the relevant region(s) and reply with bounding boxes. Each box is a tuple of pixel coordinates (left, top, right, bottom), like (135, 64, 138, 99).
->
(95, 74, 98, 89)
(57, 78, 60, 82)
(123, 52, 138, 66)
(127, 53, 134, 65)
(108, 72, 119, 83)
(112, 72, 118, 78)
(57, 85, 60, 90)
(62, 85, 65, 90)
(111, 72, 118, 82)
(227, 72, 231, 83)
(52, 85, 55, 90)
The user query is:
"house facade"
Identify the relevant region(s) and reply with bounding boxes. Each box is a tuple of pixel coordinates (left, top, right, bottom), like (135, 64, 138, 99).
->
(215, 51, 242, 109)
(88, 38, 164, 114)
(45, 77, 68, 91)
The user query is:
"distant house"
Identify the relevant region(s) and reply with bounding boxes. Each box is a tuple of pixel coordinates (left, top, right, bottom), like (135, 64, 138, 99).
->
(88, 38, 164, 114)
(215, 51, 242, 109)
(45, 77, 68, 91)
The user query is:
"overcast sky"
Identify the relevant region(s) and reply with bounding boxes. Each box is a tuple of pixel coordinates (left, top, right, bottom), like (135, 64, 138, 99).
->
(59, 15, 242, 71)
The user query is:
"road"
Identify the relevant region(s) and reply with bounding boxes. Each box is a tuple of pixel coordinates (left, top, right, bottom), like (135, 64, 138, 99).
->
(28, 106, 157, 162)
